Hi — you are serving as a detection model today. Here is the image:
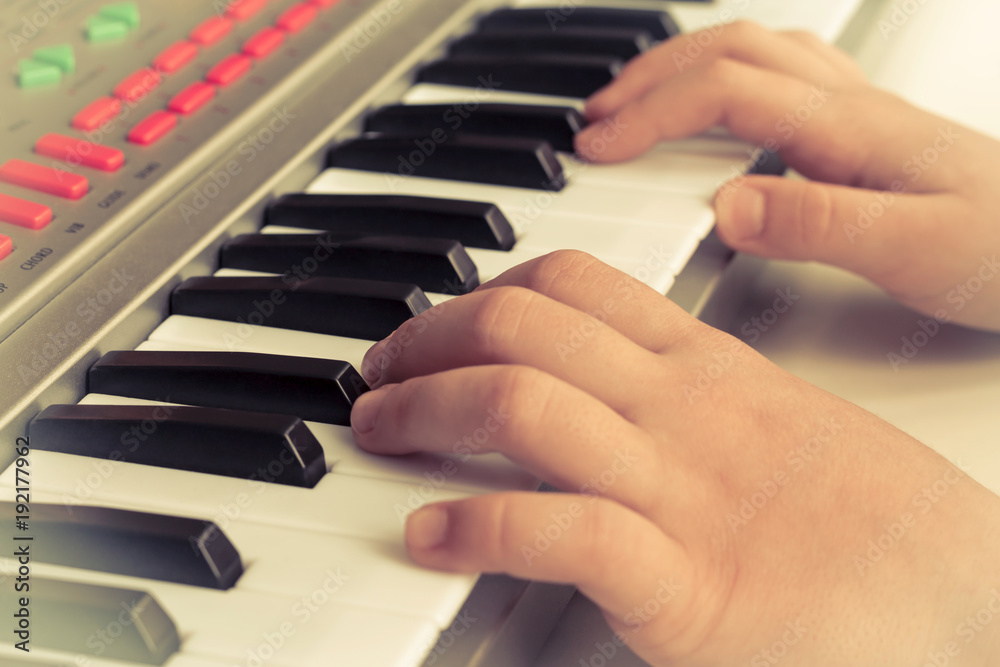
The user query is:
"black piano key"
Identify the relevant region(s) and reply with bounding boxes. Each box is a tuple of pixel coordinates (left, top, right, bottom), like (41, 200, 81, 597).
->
(266, 193, 516, 251)
(90, 350, 368, 425)
(221, 234, 480, 295)
(477, 7, 680, 41)
(364, 103, 586, 153)
(0, 501, 242, 589)
(171, 275, 430, 340)
(448, 27, 653, 61)
(29, 404, 326, 488)
(327, 133, 566, 190)
(417, 54, 622, 99)
(3, 576, 180, 664)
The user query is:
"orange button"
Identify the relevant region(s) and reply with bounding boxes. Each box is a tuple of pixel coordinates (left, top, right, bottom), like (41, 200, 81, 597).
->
(0, 193, 52, 230)
(0, 159, 88, 200)
(276, 3, 317, 33)
(113, 68, 162, 103)
(72, 97, 122, 131)
(154, 41, 199, 73)
(206, 54, 252, 86)
(168, 81, 216, 115)
(0, 235, 12, 260)
(226, 0, 268, 20)
(190, 16, 233, 46)
(35, 134, 125, 172)
(242, 27, 285, 58)
(128, 111, 177, 145)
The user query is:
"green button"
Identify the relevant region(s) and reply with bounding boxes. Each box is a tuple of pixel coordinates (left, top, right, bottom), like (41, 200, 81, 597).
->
(18, 59, 62, 88)
(33, 44, 75, 74)
(99, 2, 140, 28)
(87, 15, 129, 42)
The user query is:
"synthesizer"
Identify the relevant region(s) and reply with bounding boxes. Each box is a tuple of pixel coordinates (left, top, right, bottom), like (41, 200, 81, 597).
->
(0, 0, 871, 665)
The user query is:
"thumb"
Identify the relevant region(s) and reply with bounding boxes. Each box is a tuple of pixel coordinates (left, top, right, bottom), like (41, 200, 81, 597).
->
(712, 175, 948, 281)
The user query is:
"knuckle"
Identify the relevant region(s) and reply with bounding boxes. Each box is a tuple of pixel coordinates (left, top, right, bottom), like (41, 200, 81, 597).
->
(725, 19, 767, 44)
(522, 250, 601, 295)
(484, 366, 557, 445)
(703, 56, 743, 87)
(469, 287, 540, 358)
(793, 181, 837, 251)
(382, 378, 425, 432)
(579, 500, 631, 578)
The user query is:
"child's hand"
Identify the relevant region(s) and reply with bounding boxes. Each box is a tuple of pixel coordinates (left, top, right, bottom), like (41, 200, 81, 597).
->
(352, 252, 1000, 667)
(579, 22, 1000, 332)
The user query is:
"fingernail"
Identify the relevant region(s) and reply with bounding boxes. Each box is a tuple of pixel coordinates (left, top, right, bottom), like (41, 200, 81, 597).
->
(408, 505, 450, 550)
(351, 385, 390, 434)
(715, 185, 765, 240)
(361, 338, 388, 387)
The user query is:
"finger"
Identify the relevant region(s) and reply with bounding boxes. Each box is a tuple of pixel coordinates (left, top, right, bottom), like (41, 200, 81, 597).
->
(477, 250, 702, 354)
(405, 492, 701, 645)
(360, 287, 662, 419)
(576, 58, 850, 166)
(585, 21, 849, 122)
(351, 366, 662, 511)
(712, 175, 966, 287)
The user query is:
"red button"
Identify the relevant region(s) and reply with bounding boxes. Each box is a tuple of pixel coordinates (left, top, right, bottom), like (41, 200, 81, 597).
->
(0, 235, 12, 260)
(190, 16, 234, 46)
(226, 0, 268, 20)
(276, 3, 317, 33)
(128, 111, 177, 146)
(168, 81, 216, 115)
(72, 97, 122, 132)
(113, 68, 162, 103)
(308, 0, 340, 7)
(35, 134, 125, 172)
(154, 41, 199, 73)
(206, 54, 252, 86)
(0, 193, 52, 230)
(0, 159, 88, 200)
(242, 27, 285, 59)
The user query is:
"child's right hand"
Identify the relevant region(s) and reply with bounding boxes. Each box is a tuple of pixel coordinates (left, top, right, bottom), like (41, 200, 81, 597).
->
(578, 21, 1000, 332)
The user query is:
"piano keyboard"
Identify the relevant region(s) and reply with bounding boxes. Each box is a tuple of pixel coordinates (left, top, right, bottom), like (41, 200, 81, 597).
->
(0, 0, 871, 665)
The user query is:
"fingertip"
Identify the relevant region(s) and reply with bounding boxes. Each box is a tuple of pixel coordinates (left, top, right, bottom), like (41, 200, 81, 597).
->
(350, 383, 396, 439)
(406, 504, 451, 552)
(714, 182, 766, 243)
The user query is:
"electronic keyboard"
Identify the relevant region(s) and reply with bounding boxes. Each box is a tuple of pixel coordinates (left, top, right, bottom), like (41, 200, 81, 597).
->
(0, 1, 872, 665)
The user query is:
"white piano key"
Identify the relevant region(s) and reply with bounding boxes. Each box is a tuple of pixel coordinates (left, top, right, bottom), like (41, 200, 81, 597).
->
(148, 315, 373, 369)
(0, 645, 231, 667)
(1, 450, 469, 542)
(402, 82, 586, 111)
(307, 168, 717, 235)
(77, 393, 538, 496)
(555, 148, 753, 196)
(7, 489, 478, 628)
(0, 559, 437, 667)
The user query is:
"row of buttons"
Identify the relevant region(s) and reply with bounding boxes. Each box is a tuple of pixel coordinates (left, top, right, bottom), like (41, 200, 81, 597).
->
(0, 0, 336, 258)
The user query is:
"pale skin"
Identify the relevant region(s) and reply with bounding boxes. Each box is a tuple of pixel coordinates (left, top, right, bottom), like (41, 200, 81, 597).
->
(350, 23, 1000, 667)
